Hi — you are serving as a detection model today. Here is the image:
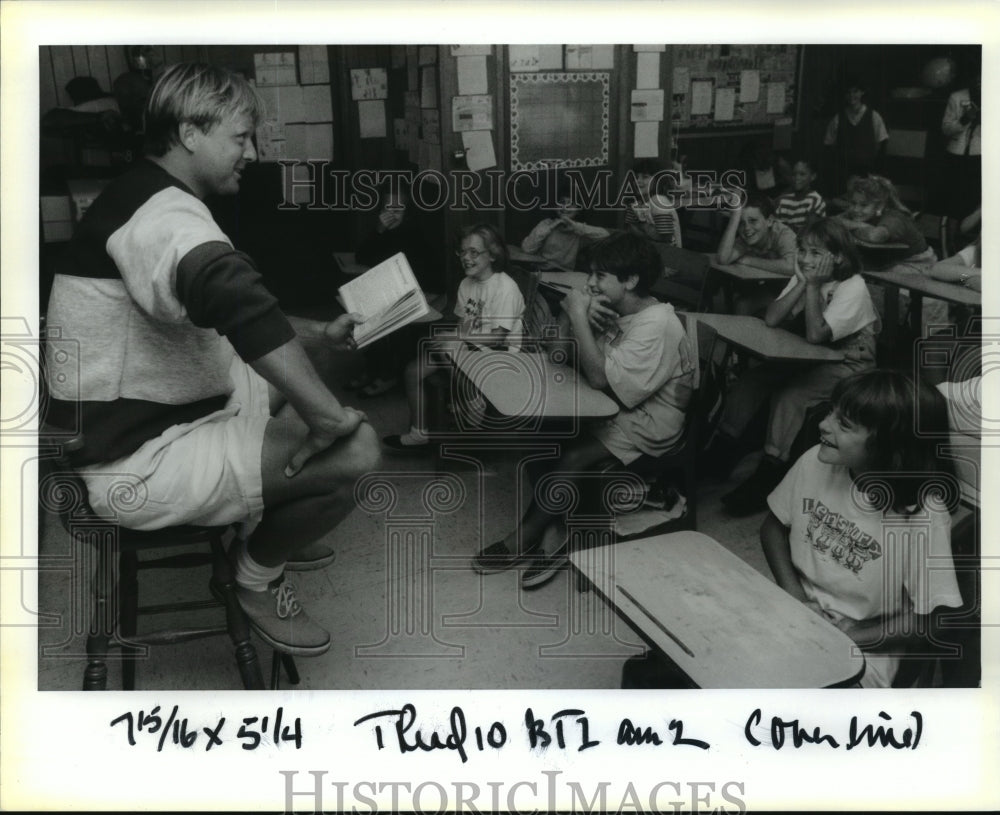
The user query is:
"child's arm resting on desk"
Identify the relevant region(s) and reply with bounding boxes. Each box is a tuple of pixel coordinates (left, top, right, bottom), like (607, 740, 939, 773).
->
(739, 225, 796, 275)
(760, 511, 811, 604)
(833, 214, 890, 243)
(738, 253, 795, 275)
(716, 207, 744, 265)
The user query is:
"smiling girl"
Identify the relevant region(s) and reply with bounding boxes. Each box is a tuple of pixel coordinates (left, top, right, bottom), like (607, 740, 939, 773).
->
(761, 369, 963, 687)
(383, 223, 524, 452)
(708, 219, 880, 516)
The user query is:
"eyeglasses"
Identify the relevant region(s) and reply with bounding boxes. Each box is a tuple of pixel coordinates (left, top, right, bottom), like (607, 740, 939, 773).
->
(455, 248, 488, 259)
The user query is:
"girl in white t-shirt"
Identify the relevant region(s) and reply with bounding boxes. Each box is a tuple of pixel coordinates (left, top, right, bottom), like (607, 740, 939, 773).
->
(762, 369, 963, 687)
(712, 218, 881, 515)
(383, 223, 525, 451)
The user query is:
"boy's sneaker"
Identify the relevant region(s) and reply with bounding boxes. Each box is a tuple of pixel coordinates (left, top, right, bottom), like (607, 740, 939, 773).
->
(519, 547, 569, 590)
(285, 541, 336, 571)
(471, 540, 539, 574)
(235, 578, 331, 656)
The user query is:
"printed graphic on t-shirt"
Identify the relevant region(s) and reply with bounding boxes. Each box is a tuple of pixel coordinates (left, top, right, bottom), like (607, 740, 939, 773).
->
(802, 498, 882, 575)
(463, 297, 484, 332)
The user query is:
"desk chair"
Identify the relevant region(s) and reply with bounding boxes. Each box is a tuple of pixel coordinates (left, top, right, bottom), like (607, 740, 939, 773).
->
(911, 211, 950, 261)
(39, 429, 298, 690)
(650, 244, 711, 312)
(506, 264, 548, 351)
(602, 315, 722, 535)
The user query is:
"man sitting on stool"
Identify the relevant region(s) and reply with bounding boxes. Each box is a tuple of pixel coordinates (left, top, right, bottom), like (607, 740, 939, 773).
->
(45, 63, 381, 657)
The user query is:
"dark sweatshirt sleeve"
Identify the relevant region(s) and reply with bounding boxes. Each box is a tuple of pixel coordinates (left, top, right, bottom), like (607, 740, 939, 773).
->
(175, 241, 295, 362)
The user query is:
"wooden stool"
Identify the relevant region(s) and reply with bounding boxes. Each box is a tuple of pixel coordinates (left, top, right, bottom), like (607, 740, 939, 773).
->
(40, 432, 299, 690)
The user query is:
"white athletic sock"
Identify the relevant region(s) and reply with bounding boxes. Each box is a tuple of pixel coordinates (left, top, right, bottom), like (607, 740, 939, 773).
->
(399, 425, 429, 446)
(234, 540, 285, 592)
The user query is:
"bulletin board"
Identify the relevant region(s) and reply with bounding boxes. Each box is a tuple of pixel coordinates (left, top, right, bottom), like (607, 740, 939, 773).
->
(670, 44, 803, 135)
(509, 72, 610, 171)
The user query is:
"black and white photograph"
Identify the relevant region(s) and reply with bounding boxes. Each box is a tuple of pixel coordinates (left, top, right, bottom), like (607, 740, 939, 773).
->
(2, 1, 997, 812)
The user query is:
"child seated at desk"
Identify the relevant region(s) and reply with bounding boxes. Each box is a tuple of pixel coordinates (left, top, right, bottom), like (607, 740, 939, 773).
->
(709, 219, 880, 516)
(835, 174, 941, 330)
(624, 159, 683, 247)
(773, 157, 827, 233)
(520, 178, 609, 270)
(834, 175, 935, 269)
(472, 232, 695, 588)
(761, 369, 963, 687)
(716, 192, 797, 315)
(382, 223, 524, 452)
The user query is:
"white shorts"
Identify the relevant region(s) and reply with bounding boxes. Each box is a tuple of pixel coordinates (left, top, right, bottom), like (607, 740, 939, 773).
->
(80, 357, 271, 535)
(590, 419, 643, 466)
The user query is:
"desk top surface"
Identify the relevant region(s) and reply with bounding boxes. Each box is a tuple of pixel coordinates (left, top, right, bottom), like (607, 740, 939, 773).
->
(709, 256, 789, 281)
(452, 349, 618, 419)
(686, 312, 844, 363)
(507, 244, 574, 272)
(569, 531, 863, 688)
(539, 270, 591, 293)
(854, 239, 911, 251)
(863, 268, 982, 306)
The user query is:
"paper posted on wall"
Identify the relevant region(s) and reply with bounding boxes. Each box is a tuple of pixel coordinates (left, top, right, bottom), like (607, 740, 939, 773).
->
(337, 252, 430, 348)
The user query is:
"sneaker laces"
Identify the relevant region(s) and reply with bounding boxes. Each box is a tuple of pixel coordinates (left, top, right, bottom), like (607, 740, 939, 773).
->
(272, 581, 303, 619)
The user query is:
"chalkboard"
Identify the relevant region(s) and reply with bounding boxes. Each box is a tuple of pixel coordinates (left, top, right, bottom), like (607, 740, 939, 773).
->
(670, 44, 803, 135)
(510, 72, 610, 171)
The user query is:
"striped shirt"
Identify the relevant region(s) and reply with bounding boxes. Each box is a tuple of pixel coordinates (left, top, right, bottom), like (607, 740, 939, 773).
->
(774, 191, 827, 232)
(625, 194, 682, 247)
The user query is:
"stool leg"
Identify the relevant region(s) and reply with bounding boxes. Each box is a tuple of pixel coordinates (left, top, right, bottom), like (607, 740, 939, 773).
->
(270, 651, 282, 690)
(82, 533, 113, 690)
(281, 653, 300, 686)
(119, 549, 139, 690)
(210, 538, 264, 690)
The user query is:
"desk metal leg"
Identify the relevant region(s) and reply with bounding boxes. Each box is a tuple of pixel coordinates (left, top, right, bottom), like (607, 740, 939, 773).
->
(879, 283, 900, 363)
(909, 291, 923, 335)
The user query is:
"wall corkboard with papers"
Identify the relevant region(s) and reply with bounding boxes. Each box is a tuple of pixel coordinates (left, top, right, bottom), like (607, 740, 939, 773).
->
(670, 44, 803, 135)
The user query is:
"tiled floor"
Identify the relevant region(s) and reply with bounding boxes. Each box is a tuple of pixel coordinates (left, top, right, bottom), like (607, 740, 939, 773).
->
(37, 345, 775, 691)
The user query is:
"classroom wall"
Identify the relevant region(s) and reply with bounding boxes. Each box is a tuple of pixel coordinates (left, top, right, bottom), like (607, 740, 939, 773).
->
(40, 43, 981, 311)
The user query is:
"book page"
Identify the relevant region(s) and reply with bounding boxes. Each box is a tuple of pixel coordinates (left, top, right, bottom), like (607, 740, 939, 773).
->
(338, 252, 429, 346)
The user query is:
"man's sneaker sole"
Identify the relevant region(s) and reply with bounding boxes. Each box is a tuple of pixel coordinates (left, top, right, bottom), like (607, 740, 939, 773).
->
(243, 617, 331, 657)
(285, 546, 337, 571)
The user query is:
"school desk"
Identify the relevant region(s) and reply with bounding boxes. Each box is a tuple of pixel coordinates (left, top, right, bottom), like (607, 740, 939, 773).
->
(506, 244, 574, 272)
(853, 240, 915, 272)
(862, 267, 981, 349)
(539, 270, 591, 296)
(450, 348, 618, 419)
(684, 312, 845, 363)
(568, 531, 864, 688)
(706, 255, 789, 312)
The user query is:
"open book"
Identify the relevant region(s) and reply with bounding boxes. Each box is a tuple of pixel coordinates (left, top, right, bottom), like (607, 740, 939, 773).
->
(337, 251, 431, 348)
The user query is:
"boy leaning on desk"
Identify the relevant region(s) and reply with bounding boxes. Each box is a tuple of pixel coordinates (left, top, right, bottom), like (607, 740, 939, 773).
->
(473, 232, 696, 589)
